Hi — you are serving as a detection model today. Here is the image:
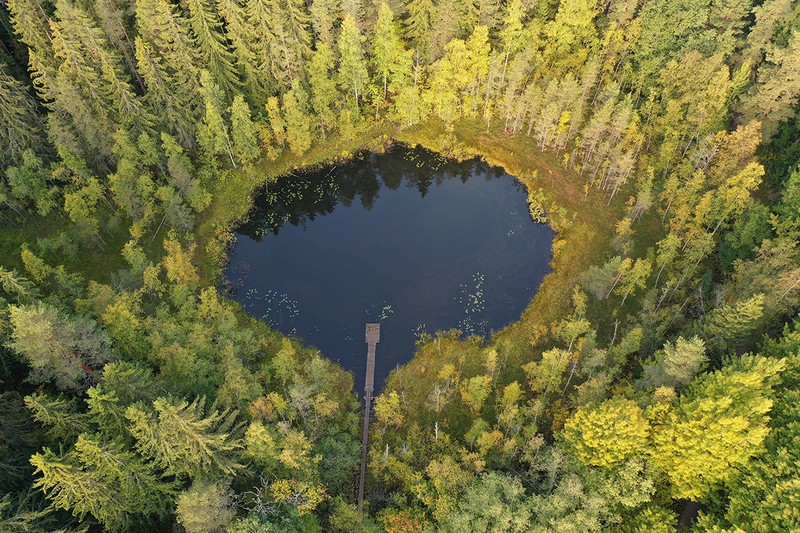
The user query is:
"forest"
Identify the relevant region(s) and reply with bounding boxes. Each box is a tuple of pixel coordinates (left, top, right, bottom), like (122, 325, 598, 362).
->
(0, 0, 799, 530)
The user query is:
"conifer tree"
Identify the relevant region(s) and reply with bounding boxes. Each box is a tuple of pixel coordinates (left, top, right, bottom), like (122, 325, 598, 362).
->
(184, 0, 239, 92)
(197, 71, 235, 166)
(497, 0, 524, 84)
(30, 433, 177, 531)
(217, 0, 273, 103)
(134, 37, 198, 149)
(404, 0, 434, 63)
(134, 0, 202, 141)
(45, 0, 152, 158)
(0, 63, 44, 164)
(265, 0, 314, 92)
(308, 42, 339, 137)
(337, 16, 370, 109)
(229, 94, 261, 166)
(23, 392, 91, 439)
(126, 396, 243, 478)
(5, 0, 57, 79)
(740, 29, 800, 140)
(309, 0, 340, 47)
(640, 336, 707, 389)
(373, 3, 412, 117)
(282, 80, 313, 155)
(7, 303, 112, 392)
(92, 0, 143, 91)
(703, 294, 766, 350)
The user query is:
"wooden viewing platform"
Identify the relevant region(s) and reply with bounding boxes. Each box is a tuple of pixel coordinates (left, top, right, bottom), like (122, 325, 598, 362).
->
(358, 323, 380, 513)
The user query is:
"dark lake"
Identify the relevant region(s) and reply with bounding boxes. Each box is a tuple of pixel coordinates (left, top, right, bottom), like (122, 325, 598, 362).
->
(225, 146, 553, 393)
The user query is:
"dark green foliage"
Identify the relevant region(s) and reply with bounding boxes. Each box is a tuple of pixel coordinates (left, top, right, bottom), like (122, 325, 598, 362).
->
(0, 0, 799, 530)
(717, 203, 773, 270)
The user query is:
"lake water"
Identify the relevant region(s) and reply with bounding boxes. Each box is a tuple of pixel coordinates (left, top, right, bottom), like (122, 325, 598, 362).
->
(225, 146, 553, 393)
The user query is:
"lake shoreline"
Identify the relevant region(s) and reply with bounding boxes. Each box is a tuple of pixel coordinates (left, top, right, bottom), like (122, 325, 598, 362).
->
(195, 117, 622, 402)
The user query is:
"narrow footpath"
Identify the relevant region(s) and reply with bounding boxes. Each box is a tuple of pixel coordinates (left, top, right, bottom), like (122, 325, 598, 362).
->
(358, 323, 380, 513)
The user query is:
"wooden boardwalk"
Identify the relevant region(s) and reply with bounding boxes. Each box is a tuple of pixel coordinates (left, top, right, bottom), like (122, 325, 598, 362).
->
(358, 323, 380, 513)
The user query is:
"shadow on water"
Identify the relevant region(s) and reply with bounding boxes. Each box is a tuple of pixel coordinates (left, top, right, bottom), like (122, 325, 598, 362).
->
(226, 146, 553, 394)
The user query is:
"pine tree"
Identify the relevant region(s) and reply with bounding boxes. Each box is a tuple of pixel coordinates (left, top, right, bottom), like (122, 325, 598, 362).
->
(615, 257, 652, 306)
(126, 396, 243, 478)
(498, 0, 524, 84)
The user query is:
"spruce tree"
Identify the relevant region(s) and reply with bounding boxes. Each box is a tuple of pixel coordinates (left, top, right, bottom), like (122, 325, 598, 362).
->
(309, 0, 340, 47)
(5, 0, 56, 80)
(125, 396, 243, 478)
(135, 0, 202, 148)
(30, 434, 177, 531)
(134, 37, 197, 148)
(404, 0, 434, 63)
(197, 71, 235, 166)
(46, 0, 152, 157)
(0, 62, 44, 164)
(282, 80, 313, 155)
(308, 42, 339, 137)
(337, 16, 369, 109)
(184, 0, 239, 92)
(23, 392, 91, 439)
(229, 94, 261, 166)
(264, 0, 313, 92)
(237, 0, 278, 103)
(372, 3, 412, 117)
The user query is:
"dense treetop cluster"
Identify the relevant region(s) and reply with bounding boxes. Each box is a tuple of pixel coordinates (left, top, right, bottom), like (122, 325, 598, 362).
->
(1, 0, 799, 530)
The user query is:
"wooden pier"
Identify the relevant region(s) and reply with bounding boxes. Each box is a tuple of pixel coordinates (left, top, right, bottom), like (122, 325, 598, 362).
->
(358, 323, 380, 513)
